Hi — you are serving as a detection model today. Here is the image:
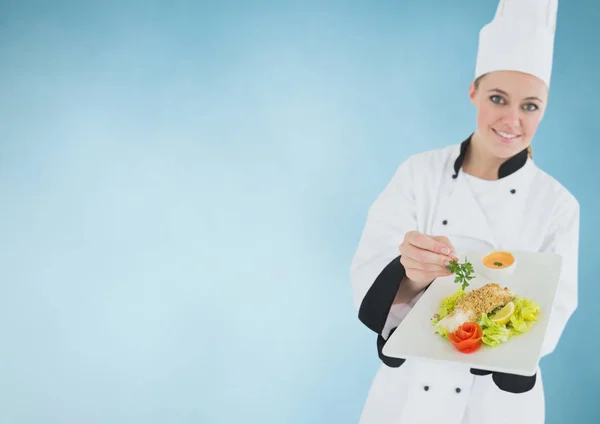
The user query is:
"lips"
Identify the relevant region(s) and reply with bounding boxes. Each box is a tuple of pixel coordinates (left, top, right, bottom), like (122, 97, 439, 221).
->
(493, 128, 521, 143)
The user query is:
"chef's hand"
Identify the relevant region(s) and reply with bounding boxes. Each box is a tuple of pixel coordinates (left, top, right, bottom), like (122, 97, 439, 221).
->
(399, 231, 459, 291)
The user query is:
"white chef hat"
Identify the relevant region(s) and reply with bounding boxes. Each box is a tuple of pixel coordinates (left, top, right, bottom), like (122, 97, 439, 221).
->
(475, 0, 558, 88)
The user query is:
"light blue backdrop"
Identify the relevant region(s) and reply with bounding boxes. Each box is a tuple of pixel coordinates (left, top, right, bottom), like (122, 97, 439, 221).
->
(0, 1, 598, 423)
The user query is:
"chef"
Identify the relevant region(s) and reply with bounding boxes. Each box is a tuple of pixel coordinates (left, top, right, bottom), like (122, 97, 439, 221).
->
(350, 1, 579, 423)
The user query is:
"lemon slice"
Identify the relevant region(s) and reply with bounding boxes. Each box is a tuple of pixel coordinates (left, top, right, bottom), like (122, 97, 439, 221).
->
(491, 301, 515, 325)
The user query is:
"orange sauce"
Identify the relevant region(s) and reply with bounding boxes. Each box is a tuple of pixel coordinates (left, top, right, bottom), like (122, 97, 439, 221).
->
(482, 251, 515, 269)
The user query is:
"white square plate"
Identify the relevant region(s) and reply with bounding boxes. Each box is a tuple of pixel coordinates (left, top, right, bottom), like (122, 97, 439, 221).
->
(382, 250, 563, 376)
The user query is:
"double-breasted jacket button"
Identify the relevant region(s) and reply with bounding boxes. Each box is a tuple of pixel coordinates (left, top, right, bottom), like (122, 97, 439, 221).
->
(442, 220, 448, 225)
(510, 189, 516, 194)
(423, 385, 429, 391)
(455, 388, 461, 393)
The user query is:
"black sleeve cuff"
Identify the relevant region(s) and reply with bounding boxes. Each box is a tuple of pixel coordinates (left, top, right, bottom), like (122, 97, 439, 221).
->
(357, 255, 408, 368)
(470, 368, 538, 393)
(358, 255, 406, 334)
(470, 368, 492, 376)
(491, 371, 537, 393)
(377, 327, 406, 368)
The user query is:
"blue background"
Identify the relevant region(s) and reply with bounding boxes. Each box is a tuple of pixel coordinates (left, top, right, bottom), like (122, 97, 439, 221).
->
(0, 0, 598, 423)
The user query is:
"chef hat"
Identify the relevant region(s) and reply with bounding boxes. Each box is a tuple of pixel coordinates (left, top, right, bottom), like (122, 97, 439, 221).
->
(475, 0, 558, 88)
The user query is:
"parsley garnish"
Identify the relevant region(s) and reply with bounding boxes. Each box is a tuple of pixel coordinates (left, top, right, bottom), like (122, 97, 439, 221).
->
(446, 258, 475, 290)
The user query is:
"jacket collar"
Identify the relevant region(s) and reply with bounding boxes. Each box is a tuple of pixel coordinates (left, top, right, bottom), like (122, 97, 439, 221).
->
(452, 134, 529, 179)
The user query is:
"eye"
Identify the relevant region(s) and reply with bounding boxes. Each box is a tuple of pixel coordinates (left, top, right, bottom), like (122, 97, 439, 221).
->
(522, 103, 539, 111)
(490, 95, 505, 104)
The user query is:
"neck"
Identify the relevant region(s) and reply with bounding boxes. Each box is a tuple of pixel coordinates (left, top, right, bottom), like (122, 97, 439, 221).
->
(462, 132, 505, 180)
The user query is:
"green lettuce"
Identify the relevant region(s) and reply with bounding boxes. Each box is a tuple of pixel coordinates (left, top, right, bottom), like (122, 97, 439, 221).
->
(477, 313, 512, 346)
(436, 325, 449, 338)
(432, 288, 467, 338)
(509, 297, 541, 333)
(477, 296, 541, 346)
(432, 288, 467, 326)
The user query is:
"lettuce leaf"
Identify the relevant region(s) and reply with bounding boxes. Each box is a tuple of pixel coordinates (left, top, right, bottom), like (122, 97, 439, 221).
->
(436, 326, 449, 338)
(432, 288, 467, 325)
(478, 313, 512, 346)
(477, 296, 541, 346)
(509, 297, 541, 333)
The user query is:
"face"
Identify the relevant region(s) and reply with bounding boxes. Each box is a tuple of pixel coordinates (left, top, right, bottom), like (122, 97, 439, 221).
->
(469, 70, 548, 159)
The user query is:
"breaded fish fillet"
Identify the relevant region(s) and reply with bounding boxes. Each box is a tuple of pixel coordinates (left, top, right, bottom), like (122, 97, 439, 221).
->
(435, 282, 515, 332)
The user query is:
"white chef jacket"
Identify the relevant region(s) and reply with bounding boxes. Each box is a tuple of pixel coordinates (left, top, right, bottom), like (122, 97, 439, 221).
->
(350, 135, 579, 424)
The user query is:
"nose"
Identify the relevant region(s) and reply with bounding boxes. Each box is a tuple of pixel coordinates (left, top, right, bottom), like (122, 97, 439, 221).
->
(501, 107, 521, 127)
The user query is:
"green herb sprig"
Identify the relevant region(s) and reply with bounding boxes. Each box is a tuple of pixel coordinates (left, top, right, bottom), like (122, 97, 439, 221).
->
(446, 258, 475, 290)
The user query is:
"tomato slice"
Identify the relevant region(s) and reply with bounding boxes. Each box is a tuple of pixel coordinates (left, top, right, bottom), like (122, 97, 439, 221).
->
(459, 322, 480, 337)
(447, 322, 483, 353)
(457, 343, 481, 354)
(455, 326, 474, 340)
(447, 334, 481, 352)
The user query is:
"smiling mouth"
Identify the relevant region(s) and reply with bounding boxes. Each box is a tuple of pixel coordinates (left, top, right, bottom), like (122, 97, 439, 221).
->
(493, 129, 521, 142)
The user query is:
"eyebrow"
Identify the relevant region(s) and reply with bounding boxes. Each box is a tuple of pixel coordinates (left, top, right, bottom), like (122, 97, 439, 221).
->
(488, 88, 544, 103)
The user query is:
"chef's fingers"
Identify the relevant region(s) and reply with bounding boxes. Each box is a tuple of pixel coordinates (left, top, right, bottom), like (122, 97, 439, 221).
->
(401, 255, 451, 273)
(407, 268, 453, 283)
(430, 236, 459, 261)
(400, 241, 454, 268)
(434, 236, 456, 256)
(405, 231, 454, 256)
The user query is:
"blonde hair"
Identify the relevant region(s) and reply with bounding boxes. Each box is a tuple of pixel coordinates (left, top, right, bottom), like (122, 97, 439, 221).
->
(473, 74, 533, 159)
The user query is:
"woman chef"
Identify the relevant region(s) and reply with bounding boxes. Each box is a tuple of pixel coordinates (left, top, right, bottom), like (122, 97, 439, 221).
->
(350, 0, 579, 423)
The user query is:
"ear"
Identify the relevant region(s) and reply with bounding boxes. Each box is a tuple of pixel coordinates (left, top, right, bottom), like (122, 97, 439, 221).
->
(468, 82, 477, 106)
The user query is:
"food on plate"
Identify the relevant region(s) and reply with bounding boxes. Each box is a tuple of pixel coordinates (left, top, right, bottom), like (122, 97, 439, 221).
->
(447, 321, 483, 353)
(433, 282, 515, 334)
(433, 258, 540, 353)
